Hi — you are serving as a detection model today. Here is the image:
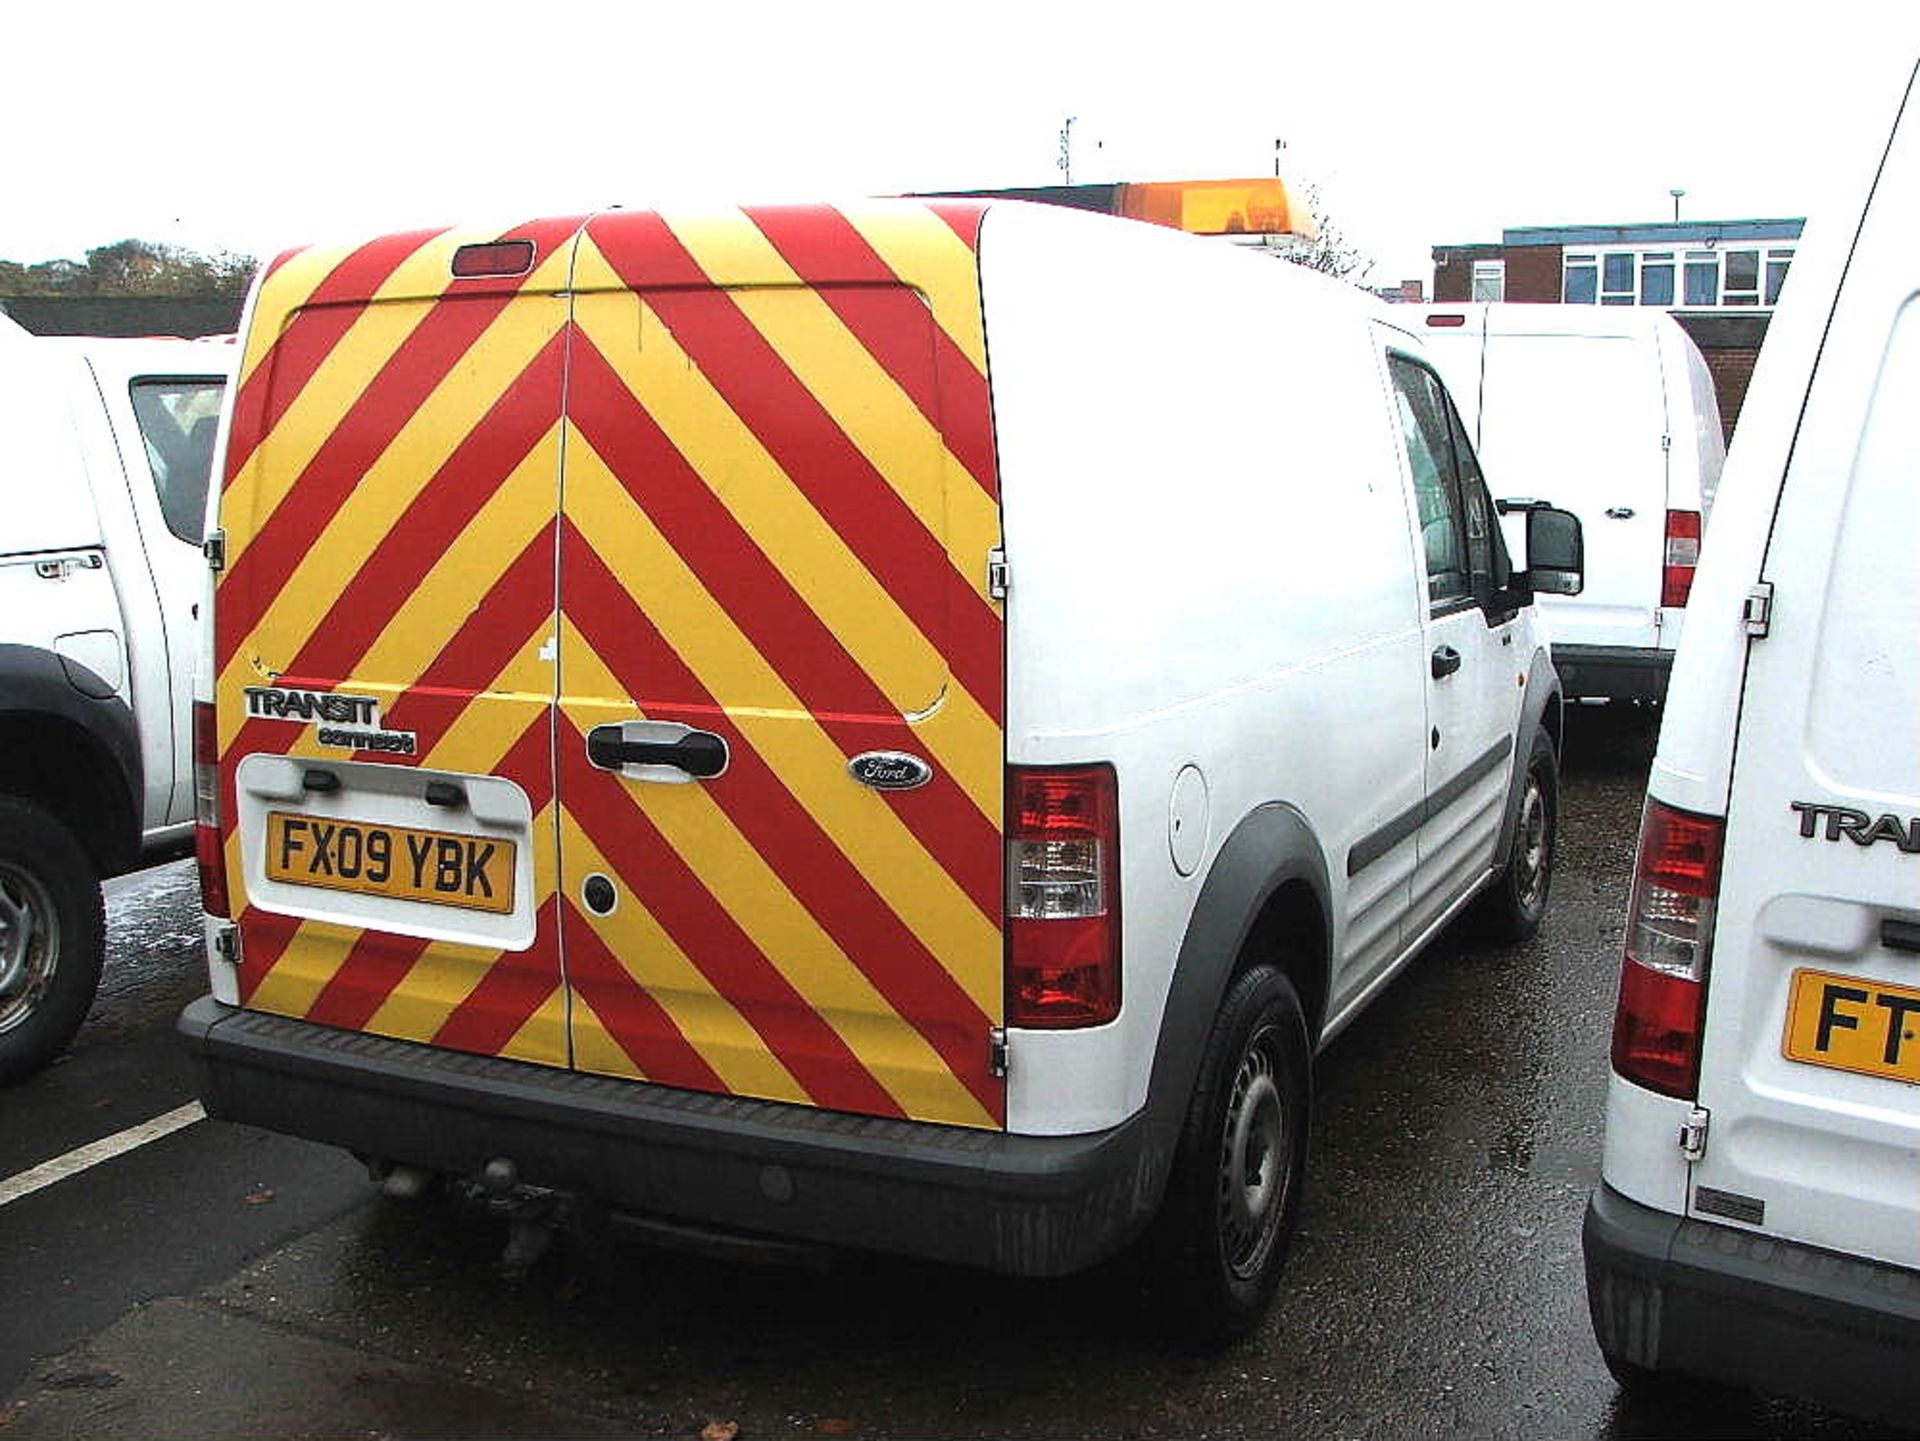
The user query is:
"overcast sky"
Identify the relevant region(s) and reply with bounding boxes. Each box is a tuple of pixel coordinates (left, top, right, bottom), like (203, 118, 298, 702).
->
(6, 3, 1914, 286)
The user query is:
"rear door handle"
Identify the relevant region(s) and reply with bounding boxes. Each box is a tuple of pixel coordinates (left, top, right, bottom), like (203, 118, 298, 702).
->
(587, 722, 729, 781)
(1431, 646, 1462, 679)
(1605, 506, 1637, 519)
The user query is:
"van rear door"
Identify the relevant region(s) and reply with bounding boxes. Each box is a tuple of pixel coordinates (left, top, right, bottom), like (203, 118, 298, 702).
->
(1687, 131, 1920, 1268)
(552, 204, 1007, 1128)
(214, 223, 580, 1067)
(1476, 315, 1670, 657)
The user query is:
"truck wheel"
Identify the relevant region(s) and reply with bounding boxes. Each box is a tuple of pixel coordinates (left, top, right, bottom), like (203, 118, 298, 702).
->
(1150, 965, 1310, 1342)
(0, 798, 106, 1083)
(1475, 727, 1558, 944)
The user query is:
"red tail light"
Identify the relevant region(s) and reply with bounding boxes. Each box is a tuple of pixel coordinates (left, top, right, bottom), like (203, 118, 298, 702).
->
(1007, 765, 1120, 1028)
(1611, 799, 1724, 1098)
(194, 701, 229, 918)
(1662, 509, 1702, 607)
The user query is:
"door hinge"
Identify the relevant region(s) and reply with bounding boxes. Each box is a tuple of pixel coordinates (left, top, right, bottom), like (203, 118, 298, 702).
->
(988, 1026, 1010, 1079)
(1661, 433, 1673, 454)
(1743, 581, 1773, 637)
(204, 529, 227, 572)
(1679, 1105, 1710, 1162)
(986, 546, 1009, 602)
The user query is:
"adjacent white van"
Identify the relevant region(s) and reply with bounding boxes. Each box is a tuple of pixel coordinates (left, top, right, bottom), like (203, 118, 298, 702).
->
(1416, 304, 1723, 703)
(1584, 61, 1920, 1424)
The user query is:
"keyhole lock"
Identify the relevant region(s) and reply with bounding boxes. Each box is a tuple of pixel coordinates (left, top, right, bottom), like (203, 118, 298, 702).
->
(583, 874, 618, 916)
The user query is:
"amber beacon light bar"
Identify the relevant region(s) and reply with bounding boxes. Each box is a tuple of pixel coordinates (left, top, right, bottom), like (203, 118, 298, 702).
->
(919, 177, 1319, 240)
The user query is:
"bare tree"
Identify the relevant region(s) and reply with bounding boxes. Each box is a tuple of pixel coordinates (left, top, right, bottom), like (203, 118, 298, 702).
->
(1279, 184, 1371, 283)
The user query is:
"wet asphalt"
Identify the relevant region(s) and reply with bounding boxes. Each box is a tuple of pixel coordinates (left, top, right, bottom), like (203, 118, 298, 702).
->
(0, 706, 1897, 1439)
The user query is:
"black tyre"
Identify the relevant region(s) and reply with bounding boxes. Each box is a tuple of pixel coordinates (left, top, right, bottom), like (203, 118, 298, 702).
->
(1150, 965, 1311, 1342)
(0, 797, 106, 1083)
(1474, 726, 1558, 944)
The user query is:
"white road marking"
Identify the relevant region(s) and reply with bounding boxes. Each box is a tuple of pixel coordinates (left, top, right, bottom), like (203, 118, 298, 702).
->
(0, 1101, 207, 1207)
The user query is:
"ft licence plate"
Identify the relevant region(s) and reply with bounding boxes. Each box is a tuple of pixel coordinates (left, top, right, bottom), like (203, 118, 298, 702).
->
(264, 812, 515, 915)
(1783, 968, 1920, 1085)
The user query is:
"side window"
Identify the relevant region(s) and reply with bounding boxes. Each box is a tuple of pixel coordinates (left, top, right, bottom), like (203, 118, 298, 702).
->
(1447, 404, 1513, 597)
(129, 377, 225, 545)
(1388, 355, 1472, 609)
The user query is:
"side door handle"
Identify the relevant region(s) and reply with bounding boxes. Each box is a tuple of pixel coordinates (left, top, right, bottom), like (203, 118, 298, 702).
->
(1431, 646, 1462, 680)
(1605, 506, 1637, 520)
(587, 721, 729, 781)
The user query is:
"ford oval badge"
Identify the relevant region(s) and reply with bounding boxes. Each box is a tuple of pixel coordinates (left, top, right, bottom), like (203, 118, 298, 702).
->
(848, 751, 935, 791)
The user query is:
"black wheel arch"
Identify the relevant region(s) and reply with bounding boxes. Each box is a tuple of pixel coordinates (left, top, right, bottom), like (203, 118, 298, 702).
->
(1493, 646, 1564, 865)
(0, 644, 143, 877)
(1137, 802, 1332, 1207)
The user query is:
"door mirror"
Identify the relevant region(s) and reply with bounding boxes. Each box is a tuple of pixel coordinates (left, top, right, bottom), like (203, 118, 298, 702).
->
(1524, 507, 1584, 596)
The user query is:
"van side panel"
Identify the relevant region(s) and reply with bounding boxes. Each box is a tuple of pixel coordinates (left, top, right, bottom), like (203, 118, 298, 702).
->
(985, 208, 1426, 1133)
(552, 205, 1006, 1128)
(214, 222, 583, 1067)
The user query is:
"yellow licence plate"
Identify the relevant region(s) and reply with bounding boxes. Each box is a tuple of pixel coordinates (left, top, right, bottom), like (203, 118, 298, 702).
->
(1783, 969, 1920, 1085)
(265, 812, 515, 915)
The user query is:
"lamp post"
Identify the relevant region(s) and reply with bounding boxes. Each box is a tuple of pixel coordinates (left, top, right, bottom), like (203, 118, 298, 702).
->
(1670, 188, 1686, 222)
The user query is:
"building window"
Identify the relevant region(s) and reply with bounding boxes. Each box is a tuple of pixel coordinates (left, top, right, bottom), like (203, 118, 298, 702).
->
(1471, 260, 1506, 302)
(1685, 252, 1719, 306)
(1640, 252, 1676, 306)
(1723, 249, 1761, 306)
(1601, 253, 1636, 305)
(1564, 244, 1795, 310)
(1766, 249, 1794, 304)
(1564, 254, 1598, 303)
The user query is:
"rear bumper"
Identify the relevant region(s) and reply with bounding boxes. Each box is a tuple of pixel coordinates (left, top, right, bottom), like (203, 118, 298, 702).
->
(1550, 644, 1671, 702)
(179, 997, 1162, 1277)
(1583, 1183, 1920, 1425)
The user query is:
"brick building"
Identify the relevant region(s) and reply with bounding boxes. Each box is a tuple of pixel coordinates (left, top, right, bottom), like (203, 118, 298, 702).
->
(1431, 218, 1805, 438)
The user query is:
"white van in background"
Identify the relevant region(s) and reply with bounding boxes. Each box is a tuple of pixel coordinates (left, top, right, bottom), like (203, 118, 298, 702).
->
(1583, 60, 1920, 1424)
(1416, 304, 1723, 704)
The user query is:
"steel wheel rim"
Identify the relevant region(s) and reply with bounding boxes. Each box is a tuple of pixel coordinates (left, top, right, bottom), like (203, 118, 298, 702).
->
(1217, 1024, 1289, 1280)
(1514, 771, 1549, 911)
(0, 861, 60, 1036)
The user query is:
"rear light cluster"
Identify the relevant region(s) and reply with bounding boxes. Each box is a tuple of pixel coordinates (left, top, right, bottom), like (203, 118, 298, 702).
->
(1662, 509, 1702, 608)
(1006, 765, 1120, 1028)
(1611, 799, 1724, 1098)
(194, 700, 229, 918)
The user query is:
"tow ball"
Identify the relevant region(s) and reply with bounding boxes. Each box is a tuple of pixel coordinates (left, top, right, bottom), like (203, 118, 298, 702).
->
(368, 1155, 572, 1278)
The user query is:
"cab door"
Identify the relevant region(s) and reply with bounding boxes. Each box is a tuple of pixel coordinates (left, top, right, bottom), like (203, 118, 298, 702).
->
(552, 205, 1006, 1128)
(1387, 355, 1524, 936)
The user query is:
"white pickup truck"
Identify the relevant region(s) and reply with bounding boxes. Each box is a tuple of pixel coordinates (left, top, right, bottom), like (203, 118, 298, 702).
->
(0, 314, 233, 1080)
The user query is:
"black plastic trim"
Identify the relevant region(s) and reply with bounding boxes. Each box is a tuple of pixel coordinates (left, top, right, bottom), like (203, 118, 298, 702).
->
(1142, 803, 1331, 1163)
(179, 998, 1157, 1278)
(1550, 643, 1673, 703)
(1583, 1183, 1920, 1426)
(0, 643, 143, 872)
(1348, 735, 1514, 878)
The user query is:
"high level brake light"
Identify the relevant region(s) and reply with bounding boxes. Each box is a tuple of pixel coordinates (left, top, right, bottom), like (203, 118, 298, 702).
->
(1612, 799, 1724, 1098)
(1663, 509, 1702, 607)
(1007, 765, 1120, 1028)
(194, 700, 229, 918)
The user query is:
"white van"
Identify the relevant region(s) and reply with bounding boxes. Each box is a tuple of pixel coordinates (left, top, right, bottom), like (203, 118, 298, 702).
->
(1584, 62, 1920, 1423)
(1416, 304, 1723, 703)
(181, 195, 1581, 1337)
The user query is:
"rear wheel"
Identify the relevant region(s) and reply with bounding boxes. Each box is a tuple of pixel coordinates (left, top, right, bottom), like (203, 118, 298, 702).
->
(0, 798, 105, 1083)
(1150, 965, 1310, 1342)
(1475, 726, 1558, 944)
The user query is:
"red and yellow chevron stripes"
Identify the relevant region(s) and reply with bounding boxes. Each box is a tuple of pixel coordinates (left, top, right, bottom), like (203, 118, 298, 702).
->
(215, 201, 1007, 1129)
